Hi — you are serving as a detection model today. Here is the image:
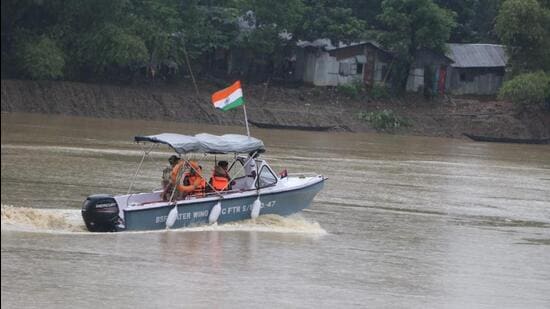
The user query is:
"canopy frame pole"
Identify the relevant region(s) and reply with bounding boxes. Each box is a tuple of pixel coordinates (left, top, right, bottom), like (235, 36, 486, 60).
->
(127, 144, 155, 195)
(243, 103, 251, 137)
(145, 144, 160, 164)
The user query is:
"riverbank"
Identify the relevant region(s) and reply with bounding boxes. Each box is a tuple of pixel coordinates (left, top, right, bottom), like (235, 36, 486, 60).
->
(2, 79, 549, 139)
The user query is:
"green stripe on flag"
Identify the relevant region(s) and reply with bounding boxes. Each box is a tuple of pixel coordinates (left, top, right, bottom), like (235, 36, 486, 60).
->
(220, 97, 245, 111)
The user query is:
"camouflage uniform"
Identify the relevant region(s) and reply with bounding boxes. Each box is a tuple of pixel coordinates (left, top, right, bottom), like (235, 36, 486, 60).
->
(161, 165, 175, 201)
(161, 166, 172, 188)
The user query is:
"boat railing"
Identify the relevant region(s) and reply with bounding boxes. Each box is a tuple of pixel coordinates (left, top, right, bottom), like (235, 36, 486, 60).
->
(202, 187, 258, 198)
(286, 172, 319, 178)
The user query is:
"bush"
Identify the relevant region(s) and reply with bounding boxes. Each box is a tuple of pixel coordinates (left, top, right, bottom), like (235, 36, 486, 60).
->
(358, 109, 410, 130)
(369, 84, 391, 100)
(16, 35, 65, 80)
(498, 71, 550, 107)
(337, 79, 364, 99)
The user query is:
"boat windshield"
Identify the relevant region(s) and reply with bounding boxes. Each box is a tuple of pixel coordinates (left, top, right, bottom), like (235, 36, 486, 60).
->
(228, 159, 246, 179)
(257, 165, 278, 188)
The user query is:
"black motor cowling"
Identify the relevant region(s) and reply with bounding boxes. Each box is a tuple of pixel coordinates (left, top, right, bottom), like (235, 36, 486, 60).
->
(82, 194, 121, 232)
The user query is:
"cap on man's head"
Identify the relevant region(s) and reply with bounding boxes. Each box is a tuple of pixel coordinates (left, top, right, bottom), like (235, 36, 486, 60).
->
(168, 155, 179, 164)
(218, 160, 229, 168)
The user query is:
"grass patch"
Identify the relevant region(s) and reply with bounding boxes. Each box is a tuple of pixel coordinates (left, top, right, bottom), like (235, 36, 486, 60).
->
(358, 109, 410, 130)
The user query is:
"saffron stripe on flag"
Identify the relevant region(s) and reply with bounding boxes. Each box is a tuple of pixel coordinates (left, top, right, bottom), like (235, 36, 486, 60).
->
(211, 81, 242, 103)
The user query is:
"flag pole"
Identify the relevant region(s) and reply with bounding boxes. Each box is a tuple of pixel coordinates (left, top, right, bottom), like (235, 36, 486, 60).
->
(243, 103, 251, 137)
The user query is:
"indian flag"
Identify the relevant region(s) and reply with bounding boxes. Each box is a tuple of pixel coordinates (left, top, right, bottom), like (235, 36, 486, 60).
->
(211, 80, 245, 111)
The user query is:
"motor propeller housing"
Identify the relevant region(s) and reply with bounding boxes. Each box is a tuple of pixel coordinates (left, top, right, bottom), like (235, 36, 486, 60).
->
(81, 195, 121, 232)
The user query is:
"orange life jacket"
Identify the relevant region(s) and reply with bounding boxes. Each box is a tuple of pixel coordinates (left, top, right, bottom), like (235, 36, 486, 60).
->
(188, 174, 206, 196)
(211, 175, 229, 191)
(171, 161, 186, 186)
(170, 160, 205, 196)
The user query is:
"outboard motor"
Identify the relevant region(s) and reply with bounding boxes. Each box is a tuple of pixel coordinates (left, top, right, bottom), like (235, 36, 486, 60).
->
(82, 194, 121, 232)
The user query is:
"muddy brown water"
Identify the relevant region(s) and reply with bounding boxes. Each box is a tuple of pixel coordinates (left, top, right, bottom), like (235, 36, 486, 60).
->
(2, 113, 550, 308)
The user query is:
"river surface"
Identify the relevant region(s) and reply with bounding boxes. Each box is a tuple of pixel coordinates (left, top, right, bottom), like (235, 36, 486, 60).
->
(1, 112, 549, 309)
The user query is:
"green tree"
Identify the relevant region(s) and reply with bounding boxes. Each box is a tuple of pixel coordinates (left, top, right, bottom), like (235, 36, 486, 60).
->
(377, 0, 456, 91)
(130, 0, 184, 66)
(434, 0, 502, 43)
(233, 0, 305, 80)
(2, 0, 186, 81)
(59, 0, 150, 79)
(74, 23, 148, 77)
(469, 0, 501, 43)
(435, 0, 476, 42)
(237, 0, 305, 54)
(15, 34, 65, 79)
(349, 0, 384, 31)
(298, 0, 367, 44)
(1, 0, 65, 76)
(179, 0, 240, 62)
(495, 0, 550, 73)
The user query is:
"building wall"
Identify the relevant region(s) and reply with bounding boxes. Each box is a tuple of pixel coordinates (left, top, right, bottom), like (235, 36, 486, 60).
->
(406, 49, 452, 93)
(302, 52, 317, 84)
(406, 68, 425, 92)
(293, 48, 306, 82)
(372, 52, 392, 84)
(448, 67, 505, 95)
(297, 44, 394, 87)
(303, 51, 364, 86)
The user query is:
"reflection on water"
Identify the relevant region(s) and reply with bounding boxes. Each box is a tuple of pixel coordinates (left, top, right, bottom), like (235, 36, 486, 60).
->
(2, 113, 550, 308)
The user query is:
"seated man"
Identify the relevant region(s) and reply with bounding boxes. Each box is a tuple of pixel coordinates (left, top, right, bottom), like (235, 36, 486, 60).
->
(218, 160, 230, 175)
(174, 161, 206, 198)
(162, 160, 206, 201)
(209, 161, 231, 192)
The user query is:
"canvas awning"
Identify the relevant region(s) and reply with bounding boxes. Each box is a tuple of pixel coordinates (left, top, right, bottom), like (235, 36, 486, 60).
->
(134, 133, 265, 154)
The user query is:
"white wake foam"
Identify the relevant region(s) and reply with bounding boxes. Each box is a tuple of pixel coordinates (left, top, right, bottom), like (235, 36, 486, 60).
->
(1, 204, 326, 235)
(1, 204, 86, 233)
(179, 214, 327, 235)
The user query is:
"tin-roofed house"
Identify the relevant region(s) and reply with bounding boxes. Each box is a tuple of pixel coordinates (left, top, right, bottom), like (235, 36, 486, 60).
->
(294, 39, 394, 87)
(445, 44, 508, 95)
(405, 48, 454, 95)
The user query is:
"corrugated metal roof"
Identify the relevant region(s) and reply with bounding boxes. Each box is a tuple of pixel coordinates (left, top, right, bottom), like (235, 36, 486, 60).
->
(297, 39, 364, 50)
(446, 44, 508, 68)
(296, 39, 388, 53)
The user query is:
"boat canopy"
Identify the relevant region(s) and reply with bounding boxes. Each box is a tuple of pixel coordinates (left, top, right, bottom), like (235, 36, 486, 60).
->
(134, 133, 265, 154)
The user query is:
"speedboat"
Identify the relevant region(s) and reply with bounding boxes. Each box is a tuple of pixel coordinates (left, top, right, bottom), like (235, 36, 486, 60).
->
(81, 133, 326, 232)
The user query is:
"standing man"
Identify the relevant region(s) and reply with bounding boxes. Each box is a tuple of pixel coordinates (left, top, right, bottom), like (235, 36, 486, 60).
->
(161, 155, 180, 201)
(243, 153, 258, 189)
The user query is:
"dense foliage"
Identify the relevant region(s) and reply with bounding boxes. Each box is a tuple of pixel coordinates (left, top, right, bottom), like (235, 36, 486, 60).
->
(498, 72, 550, 107)
(15, 35, 65, 79)
(1, 0, 548, 87)
(377, 0, 456, 90)
(495, 0, 550, 74)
